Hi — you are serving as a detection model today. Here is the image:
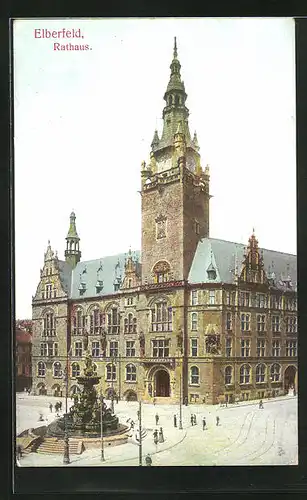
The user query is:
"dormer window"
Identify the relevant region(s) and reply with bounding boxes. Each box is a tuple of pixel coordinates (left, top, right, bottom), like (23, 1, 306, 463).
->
(206, 263, 217, 281)
(79, 282, 86, 295)
(96, 280, 104, 293)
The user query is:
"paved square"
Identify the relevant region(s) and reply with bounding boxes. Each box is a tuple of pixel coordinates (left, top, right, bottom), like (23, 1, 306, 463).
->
(16, 394, 298, 466)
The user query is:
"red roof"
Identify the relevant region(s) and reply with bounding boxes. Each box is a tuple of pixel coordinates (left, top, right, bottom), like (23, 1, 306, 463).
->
(16, 329, 32, 344)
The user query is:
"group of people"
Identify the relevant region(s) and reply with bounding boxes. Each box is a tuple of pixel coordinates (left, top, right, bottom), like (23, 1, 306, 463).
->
(49, 401, 62, 415)
(153, 427, 164, 444)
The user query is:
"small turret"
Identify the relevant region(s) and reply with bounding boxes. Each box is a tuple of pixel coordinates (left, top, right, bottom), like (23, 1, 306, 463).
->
(151, 130, 160, 150)
(65, 211, 81, 268)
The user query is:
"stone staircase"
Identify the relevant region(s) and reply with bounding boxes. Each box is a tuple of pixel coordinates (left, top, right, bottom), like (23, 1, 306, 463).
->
(17, 435, 42, 455)
(37, 438, 84, 455)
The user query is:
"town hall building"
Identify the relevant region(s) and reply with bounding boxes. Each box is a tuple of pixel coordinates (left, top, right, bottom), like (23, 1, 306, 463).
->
(31, 39, 297, 405)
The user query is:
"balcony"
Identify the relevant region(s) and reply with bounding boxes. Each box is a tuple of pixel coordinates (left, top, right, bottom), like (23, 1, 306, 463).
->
(42, 329, 56, 338)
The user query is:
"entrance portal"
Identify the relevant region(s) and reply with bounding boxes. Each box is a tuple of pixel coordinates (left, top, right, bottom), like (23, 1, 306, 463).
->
(284, 365, 297, 393)
(155, 369, 170, 397)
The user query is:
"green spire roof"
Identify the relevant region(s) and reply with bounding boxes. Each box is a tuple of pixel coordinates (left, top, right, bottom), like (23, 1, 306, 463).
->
(66, 211, 79, 239)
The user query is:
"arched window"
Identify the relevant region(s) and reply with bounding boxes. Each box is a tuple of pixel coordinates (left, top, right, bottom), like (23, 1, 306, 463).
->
(225, 366, 233, 385)
(151, 301, 172, 332)
(53, 362, 62, 378)
(106, 363, 116, 381)
(152, 261, 171, 283)
(190, 366, 199, 385)
(240, 364, 251, 384)
(256, 363, 266, 383)
(191, 312, 198, 331)
(73, 308, 85, 335)
(38, 361, 46, 377)
(175, 95, 180, 106)
(43, 312, 55, 336)
(271, 363, 281, 382)
(71, 362, 80, 378)
(126, 364, 136, 381)
(107, 307, 120, 334)
(90, 307, 104, 334)
(124, 313, 137, 334)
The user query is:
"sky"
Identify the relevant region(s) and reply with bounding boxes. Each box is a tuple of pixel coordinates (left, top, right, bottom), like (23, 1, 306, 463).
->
(14, 18, 296, 319)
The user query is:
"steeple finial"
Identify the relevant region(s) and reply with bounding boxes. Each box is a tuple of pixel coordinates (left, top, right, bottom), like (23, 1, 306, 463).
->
(174, 36, 178, 59)
(65, 210, 81, 268)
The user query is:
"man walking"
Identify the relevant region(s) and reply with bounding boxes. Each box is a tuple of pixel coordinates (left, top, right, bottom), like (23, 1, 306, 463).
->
(193, 414, 197, 426)
(173, 414, 177, 428)
(190, 414, 194, 426)
(49, 403, 53, 413)
(158, 427, 164, 443)
(202, 417, 206, 430)
(216, 416, 220, 426)
(153, 429, 158, 445)
(155, 413, 159, 425)
(259, 399, 264, 409)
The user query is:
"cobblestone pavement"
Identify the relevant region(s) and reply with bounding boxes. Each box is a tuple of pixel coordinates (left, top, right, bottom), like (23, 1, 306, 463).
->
(16, 394, 298, 467)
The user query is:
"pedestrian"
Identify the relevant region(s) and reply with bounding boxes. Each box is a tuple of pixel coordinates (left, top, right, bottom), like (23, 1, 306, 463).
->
(202, 417, 206, 430)
(137, 410, 140, 420)
(193, 414, 197, 425)
(184, 396, 188, 406)
(49, 403, 53, 413)
(190, 414, 194, 426)
(173, 414, 177, 428)
(145, 454, 152, 466)
(116, 395, 119, 404)
(155, 413, 159, 425)
(259, 399, 264, 409)
(60, 390, 63, 397)
(153, 397, 156, 406)
(59, 401, 62, 411)
(153, 429, 158, 445)
(216, 416, 220, 426)
(158, 427, 164, 443)
(225, 400, 228, 408)
(130, 420, 135, 430)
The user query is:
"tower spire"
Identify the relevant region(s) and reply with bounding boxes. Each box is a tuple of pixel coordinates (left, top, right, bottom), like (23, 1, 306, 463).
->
(173, 36, 178, 59)
(65, 210, 81, 268)
(159, 38, 191, 149)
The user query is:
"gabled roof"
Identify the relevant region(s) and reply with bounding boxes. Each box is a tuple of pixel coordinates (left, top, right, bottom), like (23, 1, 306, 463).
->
(70, 251, 141, 300)
(57, 260, 72, 295)
(189, 238, 297, 290)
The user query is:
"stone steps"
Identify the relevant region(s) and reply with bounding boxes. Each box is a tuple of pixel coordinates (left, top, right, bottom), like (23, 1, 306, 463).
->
(37, 438, 83, 455)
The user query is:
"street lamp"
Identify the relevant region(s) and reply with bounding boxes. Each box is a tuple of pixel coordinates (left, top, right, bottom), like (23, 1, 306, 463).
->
(138, 399, 142, 466)
(100, 388, 105, 461)
(111, 356, 115, 414)
(63, 346, 70, 465)
(179, 373, 183, 430)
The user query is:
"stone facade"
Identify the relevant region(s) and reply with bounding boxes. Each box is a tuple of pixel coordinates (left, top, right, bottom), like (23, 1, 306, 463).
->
(31, 39, 297, 404)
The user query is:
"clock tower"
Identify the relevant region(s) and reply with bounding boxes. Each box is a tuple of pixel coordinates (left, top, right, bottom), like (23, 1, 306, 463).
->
(141, 38, 211, 284)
